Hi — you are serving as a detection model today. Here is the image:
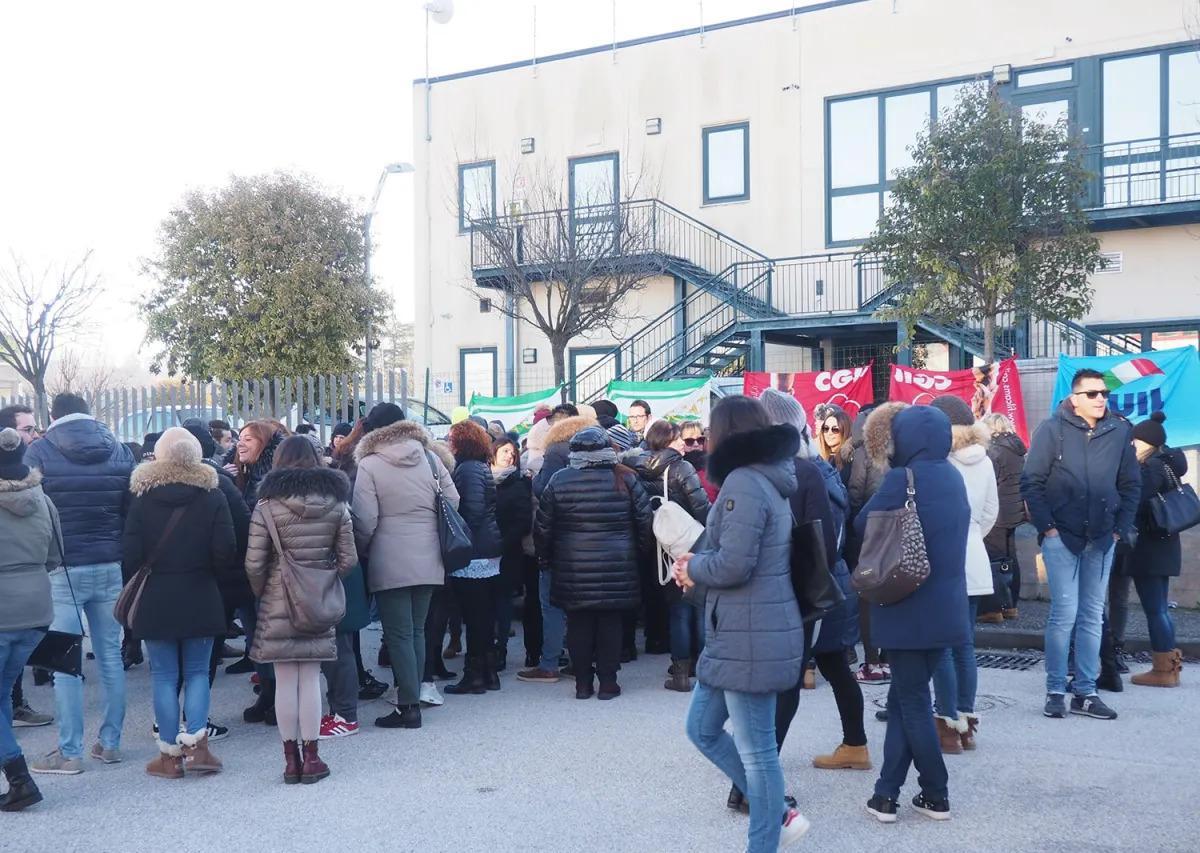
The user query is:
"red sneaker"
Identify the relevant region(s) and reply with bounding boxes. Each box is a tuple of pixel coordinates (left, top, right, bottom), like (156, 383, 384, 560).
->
(250, 673, 261, 685)
(855, 664, 891, 684)
(318, 714, 359, 740)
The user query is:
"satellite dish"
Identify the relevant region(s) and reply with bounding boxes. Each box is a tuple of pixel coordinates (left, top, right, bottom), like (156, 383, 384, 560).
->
(424, 0, 454, 24)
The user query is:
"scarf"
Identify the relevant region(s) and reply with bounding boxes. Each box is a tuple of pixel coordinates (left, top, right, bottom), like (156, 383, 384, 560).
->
(568, 448, 617, 470)
(492, 464, 517, 484)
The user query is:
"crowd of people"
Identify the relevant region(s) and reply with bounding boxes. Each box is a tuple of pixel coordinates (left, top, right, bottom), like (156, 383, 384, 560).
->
(0, 375, 1188, 851)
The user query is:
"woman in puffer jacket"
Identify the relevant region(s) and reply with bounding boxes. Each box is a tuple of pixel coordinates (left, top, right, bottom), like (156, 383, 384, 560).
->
(492, 437, 532, 673)
(674, 397, 809, 851)
(977, 413, 1027, 622)
(633, 420, 710, 691)
(246, 437, 356, 785)
(443, 420, 505, 697)
(534, 426, 653, 701)
(928, 396, 998, 754)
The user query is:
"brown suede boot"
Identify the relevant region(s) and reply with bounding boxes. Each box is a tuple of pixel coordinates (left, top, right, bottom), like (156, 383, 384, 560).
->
(664, 659, 692, 692)
(960, 712, 979, 751)
(146, 741, 185, 779)
(178, 730, 222, 774)
(976, 611, 1004, 625)
(1131, 651, 1179, 688)
(300, 740, 329, 784)
(283, 740, 302, 785)
(812, 743, 872, 770)
(935, 716, 964, 755)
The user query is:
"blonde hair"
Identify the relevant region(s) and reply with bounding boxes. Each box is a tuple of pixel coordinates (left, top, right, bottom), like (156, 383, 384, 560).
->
(981, 413, 1015, 435)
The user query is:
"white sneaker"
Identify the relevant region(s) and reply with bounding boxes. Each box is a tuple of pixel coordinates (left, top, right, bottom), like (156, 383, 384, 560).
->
(779, 808, 811, 849)
(419, 682, 444, 707)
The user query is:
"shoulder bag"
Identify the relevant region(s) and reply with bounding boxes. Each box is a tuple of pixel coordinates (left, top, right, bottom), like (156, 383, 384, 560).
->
(260, 501, 346, 635)
(113, 505, 187, 629)
(1149, 458, 1200, 536)
(28, 508, 84, 677)
(425, 451, 473, 575)
(851, 468, 931, 606)
(650, 464, 705, 586)
(791, 516, 843, 624)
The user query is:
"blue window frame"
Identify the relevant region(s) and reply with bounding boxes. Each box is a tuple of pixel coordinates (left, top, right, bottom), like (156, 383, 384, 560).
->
(569, 152, 620, 254)
(458, 160, 496, 233)
(458, 346, 498, 406)
(702, 122, 750, 203)
(568, 346, 621, 402)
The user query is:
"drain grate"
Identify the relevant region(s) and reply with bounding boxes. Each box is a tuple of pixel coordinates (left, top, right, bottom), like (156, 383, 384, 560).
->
(975, 651, 1042, 671)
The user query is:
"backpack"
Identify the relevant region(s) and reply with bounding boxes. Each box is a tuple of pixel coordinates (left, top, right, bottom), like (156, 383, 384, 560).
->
(650, 464, 705, 586)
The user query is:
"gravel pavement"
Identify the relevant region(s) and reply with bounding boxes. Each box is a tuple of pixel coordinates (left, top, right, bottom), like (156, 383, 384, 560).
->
(3, 627, 1197, 853)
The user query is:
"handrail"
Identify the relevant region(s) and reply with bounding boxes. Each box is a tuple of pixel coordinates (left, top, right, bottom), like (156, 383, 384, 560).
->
(648, 199, 770, 262)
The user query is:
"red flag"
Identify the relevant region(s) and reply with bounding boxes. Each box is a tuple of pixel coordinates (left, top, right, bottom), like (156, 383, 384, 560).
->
(744, 363, 875, 431)
(888, 358, 1028, 443)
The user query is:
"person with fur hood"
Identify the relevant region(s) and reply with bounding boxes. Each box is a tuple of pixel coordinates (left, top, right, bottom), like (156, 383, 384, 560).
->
(927, 396, 998, 754)
(121, 428, 237, 779)
(246, 437, 356, 784)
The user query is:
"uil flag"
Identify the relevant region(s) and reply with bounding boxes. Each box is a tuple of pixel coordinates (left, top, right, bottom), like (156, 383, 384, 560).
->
(1103, 358, 1164, 391)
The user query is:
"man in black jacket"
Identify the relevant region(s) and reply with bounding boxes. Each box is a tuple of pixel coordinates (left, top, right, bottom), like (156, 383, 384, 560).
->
(1021, 369, 1140, 722)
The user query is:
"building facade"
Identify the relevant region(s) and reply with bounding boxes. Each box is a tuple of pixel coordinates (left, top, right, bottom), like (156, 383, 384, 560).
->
(412, 0, 1200, 405)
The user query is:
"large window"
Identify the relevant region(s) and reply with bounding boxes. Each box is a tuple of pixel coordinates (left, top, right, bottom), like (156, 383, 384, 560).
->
(458, 161, 496, 232)
(703, 122, 750, 203)
(459, 347, 497, 406)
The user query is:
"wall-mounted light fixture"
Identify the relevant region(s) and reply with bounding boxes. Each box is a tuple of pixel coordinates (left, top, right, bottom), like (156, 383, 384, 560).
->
(645, 117, 662, 135)
(520, 137, 535, 154)
(522, 348, 538, 364)
(991, 64, 1012, 84)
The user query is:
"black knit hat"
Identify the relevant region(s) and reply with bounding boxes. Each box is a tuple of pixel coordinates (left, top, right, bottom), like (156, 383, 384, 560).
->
(0, 428, 30, 481)
(365, 403, 405, 433)
(1132, 411, 1167, 447)
(930, 395, 975, 427)
(332, 421, 353, 439)
(184, 424, 216, 459)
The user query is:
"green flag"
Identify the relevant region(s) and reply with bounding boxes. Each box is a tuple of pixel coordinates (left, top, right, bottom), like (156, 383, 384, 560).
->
(469, 386, 563, 435)
(606, 377, 711, 425)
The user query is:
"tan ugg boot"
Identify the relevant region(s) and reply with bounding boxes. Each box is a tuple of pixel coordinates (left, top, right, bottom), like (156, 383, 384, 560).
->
(178, 730, 223, 773)
(935, 716, 964, 755)
(146, 741, 185, 779)
(1131, 651, 1179, 688)
(812, 743, 872, 770)
(960, 712, 979, 750)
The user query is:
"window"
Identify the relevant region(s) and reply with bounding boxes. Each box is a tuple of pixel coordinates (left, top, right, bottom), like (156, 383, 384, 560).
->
(703, 123, 750, 203)
(885, 92, 930, 178)
(458, 161, 495, 232)
(829, 98, 878, 189)
(1017, 66, 1073, 88)
(1103, 54, 1159, 145)
(569, 347, 620, 402)
(459, 347, 497, 406)
(569, 153, 620, 254)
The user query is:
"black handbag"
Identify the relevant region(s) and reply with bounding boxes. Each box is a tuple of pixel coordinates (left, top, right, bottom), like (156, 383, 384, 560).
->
(425, 451, 473, 574)
(791, 517, 844, 625)
(1149, 459, 1200, 536)
(28, 521, 84, 677)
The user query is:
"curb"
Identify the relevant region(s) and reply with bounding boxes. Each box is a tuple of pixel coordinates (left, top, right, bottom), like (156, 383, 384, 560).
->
(975, 627, 1200, 658)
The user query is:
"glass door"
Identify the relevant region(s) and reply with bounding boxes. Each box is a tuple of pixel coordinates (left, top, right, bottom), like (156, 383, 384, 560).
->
(569, 153, 619, 257)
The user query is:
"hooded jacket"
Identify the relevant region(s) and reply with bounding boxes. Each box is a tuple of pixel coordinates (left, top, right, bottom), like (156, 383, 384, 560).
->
(987, 431, 1027, 530)
(534, 427, 653, 611)
(856, 405, 971, 651)
(688, 425, 806, 694)
(352, 421, 459, 592)
(246, 467, 357, 663)
(25, 415, 135, 566)
(1128, 448, 1189, 578)
(532, 415, 597, 499)
(948, 423, 1000, 597)
(0, 470, 62, 632)
(122, 458, 237, 641)
(839, 408, 889, 517)
(1021, 401, 1141, 555)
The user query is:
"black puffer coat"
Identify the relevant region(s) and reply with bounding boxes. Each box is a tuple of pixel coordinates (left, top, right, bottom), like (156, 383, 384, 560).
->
(494, 468, 533, 553)
(1127, 448, 1188, 578)
(451, 458, 503, 560)
(534, 427, 653, 611)
(987, 431, 1027, 530)
(634, 448, 710, 522)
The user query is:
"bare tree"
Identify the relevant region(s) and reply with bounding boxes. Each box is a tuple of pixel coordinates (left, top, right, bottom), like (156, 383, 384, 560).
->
(49, 348, 121, 423)
(0, 251, 103, 421)
(465, 162, 664, 399)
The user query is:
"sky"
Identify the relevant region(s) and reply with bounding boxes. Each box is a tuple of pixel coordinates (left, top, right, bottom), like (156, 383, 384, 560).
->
(0, 0, 813, 380)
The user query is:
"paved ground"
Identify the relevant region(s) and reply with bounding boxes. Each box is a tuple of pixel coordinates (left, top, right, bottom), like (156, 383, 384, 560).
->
(4, 627, 1197, 853)
(975, 599, 1200, 657)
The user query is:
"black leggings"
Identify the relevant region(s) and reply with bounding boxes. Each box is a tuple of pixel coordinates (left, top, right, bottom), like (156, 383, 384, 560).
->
(777, 650, 867, 750)
(451, 575, 502, 660)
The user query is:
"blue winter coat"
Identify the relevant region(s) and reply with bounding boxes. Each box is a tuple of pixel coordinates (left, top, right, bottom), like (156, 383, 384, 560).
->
(854, 405, 970, 651)
(810, 456, 859, 655)
(26, 416, 135, 567)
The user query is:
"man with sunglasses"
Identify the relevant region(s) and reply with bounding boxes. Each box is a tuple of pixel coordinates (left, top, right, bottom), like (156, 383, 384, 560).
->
(1022, 369, 1140, 722)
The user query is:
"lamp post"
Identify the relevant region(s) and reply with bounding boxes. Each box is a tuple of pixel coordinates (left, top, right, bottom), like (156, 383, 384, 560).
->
(364, 162, 414, 405)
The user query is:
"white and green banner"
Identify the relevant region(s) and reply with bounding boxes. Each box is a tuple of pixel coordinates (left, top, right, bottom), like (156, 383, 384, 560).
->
(607, 377, 712, 426)
(469, 386, 563, 435)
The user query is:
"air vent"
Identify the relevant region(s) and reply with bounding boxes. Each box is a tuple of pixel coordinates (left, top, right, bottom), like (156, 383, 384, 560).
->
(1096, 251, 1123, 274)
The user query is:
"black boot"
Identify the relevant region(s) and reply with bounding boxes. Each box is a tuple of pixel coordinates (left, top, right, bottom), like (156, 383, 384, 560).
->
(485, 651, 502, 691)
(1098, 622, 1124, 693)
(443, 656, 487, 695)
(0, 756, 43, 812)
(244, 677, 276, 723)
(1113, 644, 1130, 674)
(492, 646, 507, 673)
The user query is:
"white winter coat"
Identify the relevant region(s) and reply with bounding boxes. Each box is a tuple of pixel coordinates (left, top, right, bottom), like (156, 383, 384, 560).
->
(948, 424, 999, 597)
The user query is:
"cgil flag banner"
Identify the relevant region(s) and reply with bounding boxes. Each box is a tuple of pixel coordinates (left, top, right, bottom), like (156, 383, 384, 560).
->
(889, 358, 1029, 443)
(1053, 347, 1200, 447)
(469, 386, 563, 435)
(742, 364, 876, 430)
(607, 377, 712, 425)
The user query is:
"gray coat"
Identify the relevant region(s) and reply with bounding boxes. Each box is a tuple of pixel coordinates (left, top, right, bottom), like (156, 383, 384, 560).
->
(0, 471, 62, 632)
(687, 425, 805, 695)
(352, 421, 459, 593)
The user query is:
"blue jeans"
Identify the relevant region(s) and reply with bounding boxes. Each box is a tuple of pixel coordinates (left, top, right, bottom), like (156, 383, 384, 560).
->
(876, 648, 948, 802)
(538, 570, 566, 673)
(932, 596, 979, 719)
(0, 629, 45, 764)
(1133, 575, 1175, 652)
(669, 599, 705, 661)
(1043, 537, 1113, 696)
(50, 564, 126, 758)
(145, 638, 213, 740)
(686, 683, 784, 853)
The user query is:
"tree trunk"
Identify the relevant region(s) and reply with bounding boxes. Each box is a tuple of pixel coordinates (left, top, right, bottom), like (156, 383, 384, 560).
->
(550, 341, 567, 403)
(982, 314, 996, 365)
(32, 374, 49, 426)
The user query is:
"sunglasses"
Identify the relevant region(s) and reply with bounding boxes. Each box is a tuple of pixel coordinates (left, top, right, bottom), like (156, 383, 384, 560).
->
(1073, 389, 1111, 400)
(822, 425, 842, 434)
(683, 437, 706, 447)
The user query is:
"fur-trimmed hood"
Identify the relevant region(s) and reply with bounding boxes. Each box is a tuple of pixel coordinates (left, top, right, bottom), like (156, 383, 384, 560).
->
(0, 469, 46, 519)
(129, 459, 218, 497)
(256, 466, 350, 504)
(707, 424, 801, 489)
(0, 468, 41, 494)
(867, 404, 952, 469)
(545, 415, 599, 449)
(951, 422, 991, 454)
(429, 441, 456, 473)
(354, 420, 429, 464)
(864, 402, 909, 467)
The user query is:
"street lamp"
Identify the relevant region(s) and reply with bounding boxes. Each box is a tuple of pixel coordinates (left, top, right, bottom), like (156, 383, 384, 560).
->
(364, 161, 415, 405)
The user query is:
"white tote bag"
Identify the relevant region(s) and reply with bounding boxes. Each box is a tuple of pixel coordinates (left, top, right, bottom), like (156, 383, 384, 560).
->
(651, 465, 705, 586)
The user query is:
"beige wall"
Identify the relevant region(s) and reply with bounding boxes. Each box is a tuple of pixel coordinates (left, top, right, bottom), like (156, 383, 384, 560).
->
(413, 0, 1194, 380)
(1092, 226, 1200, 324)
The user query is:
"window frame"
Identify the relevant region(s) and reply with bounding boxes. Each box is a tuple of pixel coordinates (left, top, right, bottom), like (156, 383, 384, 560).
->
(458, 346, 498, 406)
(702, 121, 751, 204)
(458, 160, 497, 234)
(568, 346, 622, 402)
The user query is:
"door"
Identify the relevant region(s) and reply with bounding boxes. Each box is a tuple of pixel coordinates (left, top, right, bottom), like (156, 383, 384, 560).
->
(569, 153, 619, 256)
(569, 346, 620, 403)
(459, 347, 498, 406)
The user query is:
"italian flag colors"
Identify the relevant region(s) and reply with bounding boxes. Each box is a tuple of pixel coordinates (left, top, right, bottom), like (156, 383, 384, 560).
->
(1103, 358, 1165, 391)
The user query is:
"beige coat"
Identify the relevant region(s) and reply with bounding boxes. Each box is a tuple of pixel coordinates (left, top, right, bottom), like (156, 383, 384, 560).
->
(353, 421, 459, 593)
(245, 467, 356, 663)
